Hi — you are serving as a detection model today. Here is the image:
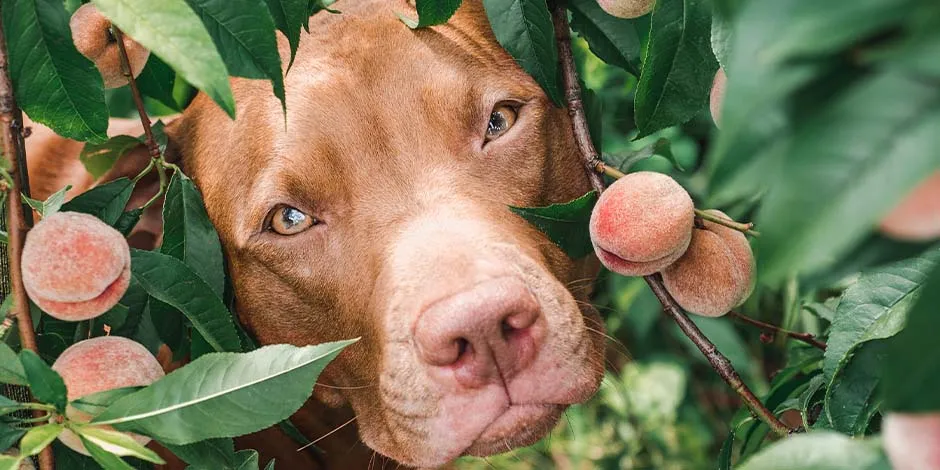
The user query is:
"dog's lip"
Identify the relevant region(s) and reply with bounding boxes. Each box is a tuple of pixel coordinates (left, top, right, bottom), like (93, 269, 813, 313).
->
(463, 403, 564, 457)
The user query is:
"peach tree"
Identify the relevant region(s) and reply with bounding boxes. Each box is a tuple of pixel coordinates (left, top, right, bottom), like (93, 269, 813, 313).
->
(0, 0, 937, 469)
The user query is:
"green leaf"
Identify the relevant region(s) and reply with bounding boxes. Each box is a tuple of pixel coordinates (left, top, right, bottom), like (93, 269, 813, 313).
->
(706, 0, 919, 204)
(400, 0, 462, 28)
(93, 340, 356, 445)
(263, 0, 307, 68)
(113, 209, 144, 237)
(0, 343, 26, 385)
(0, 424, 26, 454)
(185, 0, 285, 111)
(509, 191, 597, 259)
(738, 432, 882, 470)
(823, 249, 939, 384)
(0, 455, 23, 470)
(634, 0, 717, 137)
(75, 425, 165, 463)
(568, 0, 642, 76)
(755, 73, 940, 284)
(884, 265, 940, 412)
(264, 459, 275, 470)
(130, 249, 241, 353)
(136, 56, 180, 112)
(18, 350, 66, 412)
(91, 0, 236, 118)
(161, 172, 225, 296)
(19, 424, 63, 456)
(22, 185, 71, 219)
(70, 387, 144, 418)
(162, 438, 236, 469)
(61, 177, 135, 225)
(232, 450, 260, 470)
(603, 138, 679, 173)
(80, 136, 144, 180)
(824, 340, 886, 435)
(483, 0, 562, 105)
(2, 0, 108, 142)
(81, 436, 136, 470)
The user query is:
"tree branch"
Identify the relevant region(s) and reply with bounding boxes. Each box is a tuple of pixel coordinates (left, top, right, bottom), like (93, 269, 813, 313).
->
(729, 311, 827, 351)
(0, 10, 55, 470)
(550, 2, 795, 437)
(112, 28, 160, 161)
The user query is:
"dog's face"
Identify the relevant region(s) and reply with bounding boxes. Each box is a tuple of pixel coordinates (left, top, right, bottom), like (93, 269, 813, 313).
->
(173, 0, 605, 466)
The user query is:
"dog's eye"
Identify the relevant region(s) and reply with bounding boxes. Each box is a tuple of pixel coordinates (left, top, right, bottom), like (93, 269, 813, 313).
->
(268, 205, 316, 235)
(485, 104, 518, 142)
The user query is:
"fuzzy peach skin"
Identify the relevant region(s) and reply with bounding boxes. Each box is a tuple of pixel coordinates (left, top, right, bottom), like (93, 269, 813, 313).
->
(52, 336, 165, 456)
(700, 209, 755, 299)
(589, 171, 694, 276)
(21, 212, 131, 321)
(710, 68, 726, 127)
(597, 0, 655, 19)
(883, 412, 940, 470)
(661, 218, 754, 317)
(879, 172, 940, 241)
(70, 3, 150, 89)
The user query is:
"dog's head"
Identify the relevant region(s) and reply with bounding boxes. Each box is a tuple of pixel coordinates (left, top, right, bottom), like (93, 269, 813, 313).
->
(171, 0, 605, 466)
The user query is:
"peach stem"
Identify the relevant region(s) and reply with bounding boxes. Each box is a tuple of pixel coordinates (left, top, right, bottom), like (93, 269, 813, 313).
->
(0, 14, 57, 470)
(551, 2, 795, 437)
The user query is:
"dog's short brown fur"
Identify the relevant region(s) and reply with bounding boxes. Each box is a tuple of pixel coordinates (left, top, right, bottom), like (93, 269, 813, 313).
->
(27, 1, 605, 467)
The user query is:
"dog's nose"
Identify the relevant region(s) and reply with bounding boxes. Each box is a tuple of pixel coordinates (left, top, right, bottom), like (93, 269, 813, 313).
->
(413, 277, 543, 389)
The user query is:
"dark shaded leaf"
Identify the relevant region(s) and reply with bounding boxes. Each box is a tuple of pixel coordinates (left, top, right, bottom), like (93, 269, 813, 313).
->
(509, 191, 597, 259)
(161, 172, 225, 295)
(568, 0, 642, 76)
(130, 249, 241, 353)
(634, 0, 717, 137)
(61, 177, 135, 225)
(3, 0, 108, 142)
(483, 0, 562, 105)
(18, 350, 66, 412)
(263, 0, 307, 68)
(135, 56, 180, 112)
(400, 0, 462, 28)
(80, 136, 144, 180)
(186, 0, 285, 111)
(884, 266, 940, 412)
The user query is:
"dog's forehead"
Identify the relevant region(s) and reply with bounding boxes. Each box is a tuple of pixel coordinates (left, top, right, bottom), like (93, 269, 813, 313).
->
(181, 0, 544, 242)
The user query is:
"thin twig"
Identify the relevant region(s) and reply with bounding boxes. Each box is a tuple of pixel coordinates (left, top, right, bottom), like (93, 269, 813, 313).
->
(694, 209, 761, 237)
(0, 10, 56, 470)
(728, 311, 827, 351)
(550, 3, 795, 437)
(112, 27, 159, 160)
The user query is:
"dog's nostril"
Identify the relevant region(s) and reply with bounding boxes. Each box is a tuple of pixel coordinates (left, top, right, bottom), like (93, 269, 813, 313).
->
(455, 337, 470, 359)
(501, 319, 513, 336)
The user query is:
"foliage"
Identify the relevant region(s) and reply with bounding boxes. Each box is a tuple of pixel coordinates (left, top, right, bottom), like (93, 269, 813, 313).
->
(0, 0, 938, 468)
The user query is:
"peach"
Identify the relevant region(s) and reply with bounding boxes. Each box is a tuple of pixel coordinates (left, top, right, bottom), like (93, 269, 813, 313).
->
(22, 211, 131, 321)
(590, 172, 695, 276)
(52, 336, 165, 456)
(661, 210, 754, 317)
(710, 68, 726, 127)
(883, 412, 940, 470)
(70, 4, 150, 89)
(597, 0, 655, 19)
(879, 172, 940, 241)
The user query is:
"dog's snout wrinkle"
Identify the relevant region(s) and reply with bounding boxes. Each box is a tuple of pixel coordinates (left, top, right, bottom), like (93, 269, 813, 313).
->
(413, 276, 544, 389)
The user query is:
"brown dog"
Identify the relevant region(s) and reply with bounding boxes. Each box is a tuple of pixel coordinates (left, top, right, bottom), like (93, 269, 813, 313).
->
(27, 0, 605, 467)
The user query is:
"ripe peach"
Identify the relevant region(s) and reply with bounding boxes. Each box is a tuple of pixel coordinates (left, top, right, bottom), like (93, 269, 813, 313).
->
(52, 336, 165, 456)
(22, 211, 131, 321)
(590, 172, 694, 276)
(661, 210, 754, 317)
(69, 4, 150, 89)
(710, 68, 726, 127)
(879, 172, 940, 241)
(883, 412, 940, 470)
(597, 0, 654, 19)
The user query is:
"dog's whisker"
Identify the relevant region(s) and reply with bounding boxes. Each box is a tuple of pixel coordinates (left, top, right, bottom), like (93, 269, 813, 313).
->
(296, 416, 357, 452)
(315, 382, 376, 390)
